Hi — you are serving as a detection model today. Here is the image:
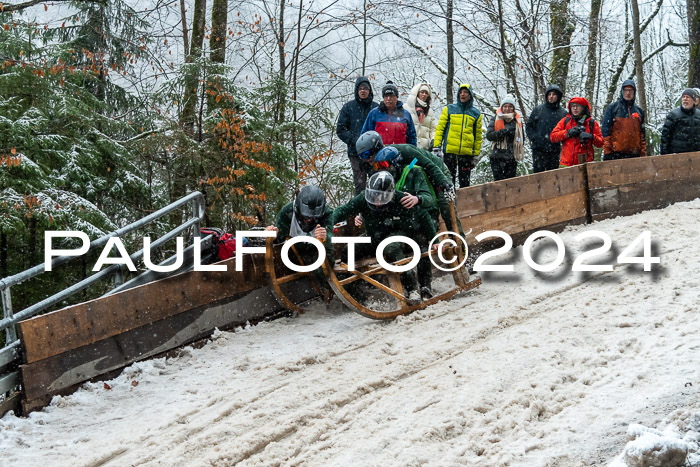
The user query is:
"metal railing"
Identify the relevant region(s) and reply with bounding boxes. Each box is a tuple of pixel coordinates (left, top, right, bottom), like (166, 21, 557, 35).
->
(0, 191, 206, 400)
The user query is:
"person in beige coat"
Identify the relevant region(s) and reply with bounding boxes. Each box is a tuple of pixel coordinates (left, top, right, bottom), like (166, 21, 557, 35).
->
(405, 83, 438, 150)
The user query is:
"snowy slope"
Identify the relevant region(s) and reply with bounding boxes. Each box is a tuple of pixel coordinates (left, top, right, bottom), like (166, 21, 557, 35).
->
(2, 200, 700, 466)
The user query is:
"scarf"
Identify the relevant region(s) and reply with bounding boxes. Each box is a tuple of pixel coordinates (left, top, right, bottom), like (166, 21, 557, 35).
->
(289, 210, 308, 238)
(492, 110, 525, 161)
(415, 97, 429, 123)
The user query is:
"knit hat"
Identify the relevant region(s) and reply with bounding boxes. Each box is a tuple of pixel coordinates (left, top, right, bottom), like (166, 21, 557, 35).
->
(418, 84, 431, 96)
(500, 94, 516, 108)
(681, 88, 698, 99)
(382, 81, 399, 97)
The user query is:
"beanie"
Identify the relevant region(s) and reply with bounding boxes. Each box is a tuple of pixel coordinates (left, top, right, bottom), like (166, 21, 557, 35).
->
(501, 94, 516, 108)
(681, 88, 698, 99)
(382, 81, 399, 97)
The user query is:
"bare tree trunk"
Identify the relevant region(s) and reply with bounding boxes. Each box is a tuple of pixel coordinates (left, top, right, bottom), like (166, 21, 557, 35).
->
(446, 0, 454, 103)
(278, 0, 286, 125)
(549, 0, 575, 95)
(210, 0, 227, 63)
(181, 0, 207, 135)
(585, 0, 603, 105)
(180, 0, 189, 57)
(605, 0, 663, 106)
(292, 0, 302, 185)
(689, 0, 700, 87)
(362, 0, 368, 75)
(630, 0, 647, 114)
(492, 0, 527, 113)
(208, 0, 227, 112)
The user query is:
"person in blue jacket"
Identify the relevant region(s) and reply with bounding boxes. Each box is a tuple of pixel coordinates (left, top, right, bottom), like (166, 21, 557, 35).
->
(361, 81, 417, 147)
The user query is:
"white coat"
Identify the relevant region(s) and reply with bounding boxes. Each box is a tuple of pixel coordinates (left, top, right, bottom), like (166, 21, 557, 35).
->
(405, 83, 439, 150)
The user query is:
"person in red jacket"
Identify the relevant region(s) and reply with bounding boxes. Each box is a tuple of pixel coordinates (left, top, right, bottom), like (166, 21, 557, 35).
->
(550, 97, 603, 167)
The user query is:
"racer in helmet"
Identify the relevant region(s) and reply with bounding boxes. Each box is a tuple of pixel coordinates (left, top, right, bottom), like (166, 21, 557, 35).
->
(265, 185, 334, 288)
(330, 171, 436, 303)
(355, 130, 384, 164)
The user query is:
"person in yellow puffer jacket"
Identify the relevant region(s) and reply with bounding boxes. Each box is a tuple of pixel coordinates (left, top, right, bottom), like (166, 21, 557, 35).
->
(433, 83, 483, 188)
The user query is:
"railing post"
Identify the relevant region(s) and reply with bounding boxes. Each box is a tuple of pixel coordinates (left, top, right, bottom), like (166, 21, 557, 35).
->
(192, 193, 204, 238)
(1, 288, 16, 343)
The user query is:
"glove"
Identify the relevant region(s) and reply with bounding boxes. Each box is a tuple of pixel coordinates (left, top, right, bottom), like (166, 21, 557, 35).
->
(567, 127, 582, 138)
(496, 129, 509, 138)
(505, 126, 516, 136)
(579, 132, 593, 142)
(439, 182, 456, 201)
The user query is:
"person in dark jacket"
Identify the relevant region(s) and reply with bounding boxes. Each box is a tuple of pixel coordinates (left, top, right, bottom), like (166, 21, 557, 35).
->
(361, 81, 417, 147)
(660, 89, 700, 155)
(337, 77, 379, 195)
(526, 84, 567, 173)
(390, 143, 462, 235)
(601, 79, 646, 160)
(330, 171, 436, 303)
(485, 94, 524, 181)
(265, 186, 334, 286)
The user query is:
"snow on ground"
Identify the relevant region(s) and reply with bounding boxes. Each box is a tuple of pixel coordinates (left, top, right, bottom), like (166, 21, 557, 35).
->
(2, 200, 700, 466)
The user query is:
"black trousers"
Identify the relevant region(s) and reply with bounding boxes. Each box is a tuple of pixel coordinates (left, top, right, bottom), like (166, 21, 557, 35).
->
(532, 150, 561, 173)
(443, 153, 475, 188)
(490, 157, 517, 181)
(603, 152, 641, 161)
(349, 154, 370, 195)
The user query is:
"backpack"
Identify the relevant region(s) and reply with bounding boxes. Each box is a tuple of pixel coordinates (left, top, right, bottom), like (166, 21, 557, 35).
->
(200, 227, 239, 261)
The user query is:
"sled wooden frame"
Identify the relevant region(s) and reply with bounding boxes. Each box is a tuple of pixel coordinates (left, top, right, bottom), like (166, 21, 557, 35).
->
(264, 201, 481, 320)
(321, 247, 481, 320)
(264, 237, 328, 314)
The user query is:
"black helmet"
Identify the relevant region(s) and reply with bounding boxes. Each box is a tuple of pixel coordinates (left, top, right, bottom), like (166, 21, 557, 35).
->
(365, 171, 395, 211)
(294, 185, 326, 233)
(355, 131, 384, 160)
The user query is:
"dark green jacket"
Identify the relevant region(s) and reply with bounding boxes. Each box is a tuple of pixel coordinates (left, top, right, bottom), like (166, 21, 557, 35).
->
(330, 192, 436, 247)
(391, 144, 450, 188)
(393, 163, 436, 211)
(274, 202, 334, 250)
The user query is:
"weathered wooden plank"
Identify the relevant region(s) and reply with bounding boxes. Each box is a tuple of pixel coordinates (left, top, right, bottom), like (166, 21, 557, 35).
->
(459, 191, 587, 243)
(20, 281, 317, 403)
(590, 178, 700, 221)
(18, 251, 272, 364)
(456, 165, 585, 216)
(587, 152, 700, 188)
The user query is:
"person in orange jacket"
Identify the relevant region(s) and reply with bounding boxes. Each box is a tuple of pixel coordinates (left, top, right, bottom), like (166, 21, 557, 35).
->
(550, 97, 603, 167)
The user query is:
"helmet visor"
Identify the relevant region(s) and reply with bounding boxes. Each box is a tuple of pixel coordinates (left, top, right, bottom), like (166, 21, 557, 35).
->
(359, 149, 377, 160)
(365, 187, 394, 207)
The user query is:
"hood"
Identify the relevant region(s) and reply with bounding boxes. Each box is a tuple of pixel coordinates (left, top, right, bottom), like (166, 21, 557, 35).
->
(567, 97, 591, 119)
(545, 84, 563, 108)
(354, 76, 374, 104)
(407, 82, 433, 107)
(457, 83, 474, 108)
(619, 79, 636, 104)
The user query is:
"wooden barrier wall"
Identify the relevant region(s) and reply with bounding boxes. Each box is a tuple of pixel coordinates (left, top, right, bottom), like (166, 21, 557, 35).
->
(15, 151, 700, 413)
(17, 250, 317, 412)
(587, 152, 700, 221)
(456, 164, 588, 243)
